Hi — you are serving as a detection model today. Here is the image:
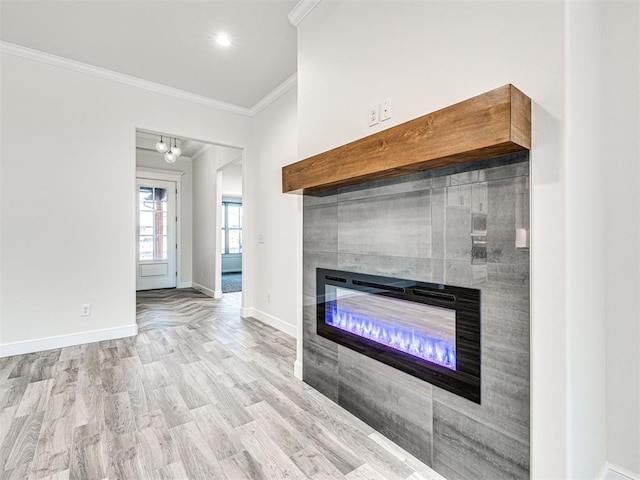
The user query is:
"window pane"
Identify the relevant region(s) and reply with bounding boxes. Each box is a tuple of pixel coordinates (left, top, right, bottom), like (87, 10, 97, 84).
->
(221, 202, 242, 255)
(227, 204, 242, 228)
(161, 212, 168, 235)
(152, 235, 166, 260)
(139, 188, 153, 211)
(140, 186, 153, 199)
(154, 188, 167, 202)
(139, 186, 171, 260)
(140, 236, 153, 259)
(157, 235, 167, 260)
(228, 230, 242, 254)
(154, 211, 166, 237)
(140, 212, 154, 232)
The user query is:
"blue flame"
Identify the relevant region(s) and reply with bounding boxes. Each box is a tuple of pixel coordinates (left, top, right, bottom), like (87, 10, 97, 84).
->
(326, 303, 456, 370)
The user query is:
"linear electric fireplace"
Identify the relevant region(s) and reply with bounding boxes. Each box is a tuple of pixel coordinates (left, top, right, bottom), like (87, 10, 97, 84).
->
(317, 268, 481, 403)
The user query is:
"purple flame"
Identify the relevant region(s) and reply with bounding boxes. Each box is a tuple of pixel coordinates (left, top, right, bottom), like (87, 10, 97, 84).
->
(326, 304, 456, 370)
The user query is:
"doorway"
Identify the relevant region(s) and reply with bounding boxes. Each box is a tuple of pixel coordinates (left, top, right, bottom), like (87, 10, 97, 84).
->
(135, 129, 245, 300)
(221, 197, 242, 292)
(136, 178, 177, 290)
(218, 159, 243, 294)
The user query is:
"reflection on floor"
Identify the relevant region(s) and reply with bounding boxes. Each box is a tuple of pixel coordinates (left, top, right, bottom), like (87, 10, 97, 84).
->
(222, 272, 242, 293)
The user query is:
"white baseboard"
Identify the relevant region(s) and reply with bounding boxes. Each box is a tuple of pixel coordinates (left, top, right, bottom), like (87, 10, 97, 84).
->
(214, 290, 223, 299)
(294, 359, 303, 380)
(0, 324, 138, 358)
(243, 307, 297, 338)
(192, 282, 217, 299)
(177, 281, 192, 289)
(598, 462, 640, 480)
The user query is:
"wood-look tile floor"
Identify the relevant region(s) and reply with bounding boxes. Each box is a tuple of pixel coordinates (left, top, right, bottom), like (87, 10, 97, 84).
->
(0, 288, 445, 480)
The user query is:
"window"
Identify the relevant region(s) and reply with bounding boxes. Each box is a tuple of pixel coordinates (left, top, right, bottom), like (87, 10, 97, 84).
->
(221, 200, 242, 254)
(139, 186, 168, 261)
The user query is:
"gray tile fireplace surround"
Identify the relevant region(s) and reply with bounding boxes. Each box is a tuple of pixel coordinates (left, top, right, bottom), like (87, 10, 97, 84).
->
(302, 153, 530, 480)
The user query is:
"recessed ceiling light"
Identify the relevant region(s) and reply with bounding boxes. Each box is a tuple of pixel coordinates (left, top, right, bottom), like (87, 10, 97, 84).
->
(216, 33, 231, 47)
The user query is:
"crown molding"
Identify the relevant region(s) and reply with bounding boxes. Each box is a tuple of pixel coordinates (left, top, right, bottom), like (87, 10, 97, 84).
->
(288, 0, 322, 26)
(1, 40, 297, 119)
(191, 143, 213, 161)
(0, 41, 253, 116)
(249, 73, 298, 116)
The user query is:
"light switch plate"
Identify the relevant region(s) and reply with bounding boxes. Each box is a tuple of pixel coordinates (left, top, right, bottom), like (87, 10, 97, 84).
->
(368, 103, 379, 126)
(381, 98, 392, 121)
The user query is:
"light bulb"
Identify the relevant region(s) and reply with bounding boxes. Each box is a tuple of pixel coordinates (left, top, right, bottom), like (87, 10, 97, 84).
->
(155, 138, 168, 154)
(171, 145, 182, 157)
(164, 151, 176, 163)
(216, 34, 231, 47)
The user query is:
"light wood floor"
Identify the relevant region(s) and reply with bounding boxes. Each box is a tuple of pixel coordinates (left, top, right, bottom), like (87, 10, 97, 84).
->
(0, 288, 444, 480)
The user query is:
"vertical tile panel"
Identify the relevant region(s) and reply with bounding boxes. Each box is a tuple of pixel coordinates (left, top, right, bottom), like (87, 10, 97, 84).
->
(486, 178, 517, 264)
(304, 203, 338, 253)
(432, 401, 528, 480)
(337, 190, 431, 259)
(337, 347, 433, 467)
(302, 160, 530, 480)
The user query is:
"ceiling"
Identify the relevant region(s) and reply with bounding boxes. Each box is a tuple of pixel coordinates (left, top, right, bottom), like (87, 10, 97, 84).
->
(0, 1, 298, 109)
(136, 131, 242, 163)
(136, 131, 208, 159)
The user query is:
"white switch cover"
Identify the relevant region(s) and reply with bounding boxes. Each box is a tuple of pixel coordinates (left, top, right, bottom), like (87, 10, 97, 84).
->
(258, 234, 265, 244)
(368, 103, 379, 127)
(381, 98, 392, 121)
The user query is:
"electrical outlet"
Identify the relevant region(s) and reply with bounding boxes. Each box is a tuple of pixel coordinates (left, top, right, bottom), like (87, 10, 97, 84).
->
(258, 234, 265, 244)
(81, 304, 91, 316)
(381, 98, 392, 121)
(368, 103, 380, 127)
(267, 292, 272, 303)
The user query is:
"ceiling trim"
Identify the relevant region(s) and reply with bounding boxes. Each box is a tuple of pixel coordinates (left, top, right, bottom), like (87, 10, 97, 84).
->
(136, 145, 194, 161)
(250, 73, 297, 116)
(0, 41, 253, 117)
(137, 167, 186, 180)
(191, 144, 213, 161)
(288, 0, 322, 26)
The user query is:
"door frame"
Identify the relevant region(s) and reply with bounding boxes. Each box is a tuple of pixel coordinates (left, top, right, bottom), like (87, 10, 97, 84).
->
(136, 167, 185, 288)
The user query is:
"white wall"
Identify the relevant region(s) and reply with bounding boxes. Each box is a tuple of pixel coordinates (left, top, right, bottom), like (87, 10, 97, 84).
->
(245, 87, 299, 337)
(603, 0, 640, 474)
(192, 147, 220, 297)
(222, 162, 243, 197)
(296, 1, 568, 478)
(136, 149, 193, 287)
(0, 51, 250, 353)
(564, 3, 640, 477)
(565, 2, 607, 477)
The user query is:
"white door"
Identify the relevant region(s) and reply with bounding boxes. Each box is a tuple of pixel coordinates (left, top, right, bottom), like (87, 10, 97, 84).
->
(136, 179, 177, 290)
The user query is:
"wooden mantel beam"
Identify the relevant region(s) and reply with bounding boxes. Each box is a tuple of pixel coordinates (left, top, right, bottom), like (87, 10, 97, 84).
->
(282, 84, 531, 194)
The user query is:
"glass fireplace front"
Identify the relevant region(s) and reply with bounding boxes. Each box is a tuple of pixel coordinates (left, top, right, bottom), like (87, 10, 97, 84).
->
(316, 269, 481, 403)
